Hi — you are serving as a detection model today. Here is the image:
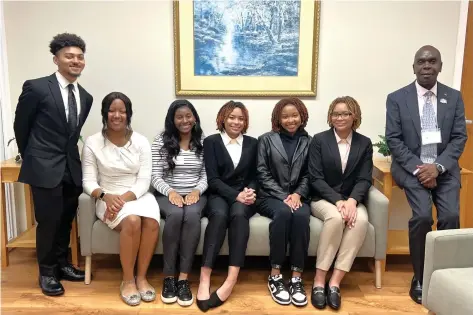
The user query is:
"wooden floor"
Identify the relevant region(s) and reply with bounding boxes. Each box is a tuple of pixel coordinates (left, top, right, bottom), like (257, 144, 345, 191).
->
(1, 249, 428, 315)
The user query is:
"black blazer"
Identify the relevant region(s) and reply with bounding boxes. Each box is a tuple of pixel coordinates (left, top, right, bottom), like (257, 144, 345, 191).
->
(257, 131, 311, 201)
(309, 129, 373, 205)
(203, 133, 258, 204)
(14, 74, 93, 188)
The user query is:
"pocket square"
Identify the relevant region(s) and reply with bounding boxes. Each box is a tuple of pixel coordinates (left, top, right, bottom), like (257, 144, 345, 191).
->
(440, 98, 447, 104)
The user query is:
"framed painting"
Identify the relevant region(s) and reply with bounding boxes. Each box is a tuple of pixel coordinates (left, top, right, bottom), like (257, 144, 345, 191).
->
(173, 0, 321, 97)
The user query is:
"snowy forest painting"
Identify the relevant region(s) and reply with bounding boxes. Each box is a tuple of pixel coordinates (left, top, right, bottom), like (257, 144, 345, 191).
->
(193, 1, 301, 76)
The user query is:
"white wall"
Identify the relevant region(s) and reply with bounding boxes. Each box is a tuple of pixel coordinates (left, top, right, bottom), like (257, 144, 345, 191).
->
(3, 1, 463, 232)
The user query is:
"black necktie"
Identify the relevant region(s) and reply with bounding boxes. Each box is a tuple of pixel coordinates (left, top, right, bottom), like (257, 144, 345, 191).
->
(67, 84, 78, 133)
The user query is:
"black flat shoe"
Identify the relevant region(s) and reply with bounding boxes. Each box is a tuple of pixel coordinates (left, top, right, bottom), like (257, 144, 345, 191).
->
(208, 290, 225, 308)
(196, 298, 210, 312)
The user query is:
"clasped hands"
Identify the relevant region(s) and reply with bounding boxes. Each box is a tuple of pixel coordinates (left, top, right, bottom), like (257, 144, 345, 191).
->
(284, 193, 302, 211)
(103, 194, 126, 221)
(336, 198, 357, 229)
(169, 189, 201, 207)
(236, 188, 257, 205)
(415, 163, 439, 189)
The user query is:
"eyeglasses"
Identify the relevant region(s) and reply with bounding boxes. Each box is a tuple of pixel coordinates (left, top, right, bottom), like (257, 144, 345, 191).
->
(331, 112, 352, 119)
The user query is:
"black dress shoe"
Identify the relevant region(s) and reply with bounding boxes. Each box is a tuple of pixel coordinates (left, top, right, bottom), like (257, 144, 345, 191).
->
(208, 290, 225, 308)
(325, 283, 341, 310)
(59, 264, 85, 282)
(311, 286, 326, 309)
(409, 276, 422, 304)
(39, 276, 64, 296)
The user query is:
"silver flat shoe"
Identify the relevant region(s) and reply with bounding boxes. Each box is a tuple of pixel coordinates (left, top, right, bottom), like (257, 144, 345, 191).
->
(120, 280, 141, 306)
(139, 287, 156, 302)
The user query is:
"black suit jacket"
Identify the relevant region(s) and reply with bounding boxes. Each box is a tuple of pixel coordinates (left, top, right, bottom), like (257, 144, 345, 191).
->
(385, 81, 467, 187)
(309, 129, 373, 205)
(13, 74, 93, 188)
(257, 131, 311, 201)
(203, 133, 258, 204)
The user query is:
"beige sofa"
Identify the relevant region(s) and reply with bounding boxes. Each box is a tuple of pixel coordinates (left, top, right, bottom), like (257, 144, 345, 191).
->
(78, 187, 389, 288)
(422, 229, 473, 315)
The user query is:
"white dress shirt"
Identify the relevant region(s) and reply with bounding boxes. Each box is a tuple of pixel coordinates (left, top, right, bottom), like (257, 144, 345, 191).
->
(334, 129, 352, 173)
(220, 131, 243, 168)
(416, 80, 438, 120)
(55, 71, 81, 122)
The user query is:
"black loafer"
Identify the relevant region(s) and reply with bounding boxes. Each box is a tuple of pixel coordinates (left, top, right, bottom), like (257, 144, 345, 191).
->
(409, 276, 422, 304)
(39, 275, 64, 296)
(311, 286, 326, 309)
(59, 264, 85, 282)
(326, 283, 341, 310)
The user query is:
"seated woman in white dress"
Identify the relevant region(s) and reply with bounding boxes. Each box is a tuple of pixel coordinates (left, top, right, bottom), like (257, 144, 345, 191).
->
(82, 92, 160, 307)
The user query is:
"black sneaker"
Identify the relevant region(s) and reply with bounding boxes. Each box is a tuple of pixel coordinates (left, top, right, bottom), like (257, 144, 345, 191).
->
(177, 279, 193, 306)
(161, 277, 177, 304)
(288, 277, 307, 306)
(267, 274, 291, 305)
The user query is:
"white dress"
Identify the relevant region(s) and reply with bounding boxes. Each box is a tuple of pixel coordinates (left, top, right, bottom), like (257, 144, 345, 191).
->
(82, 132, 160, 229)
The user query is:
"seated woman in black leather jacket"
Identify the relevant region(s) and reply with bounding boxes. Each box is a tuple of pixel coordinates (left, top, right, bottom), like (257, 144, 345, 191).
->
(256, 97, 312, 307)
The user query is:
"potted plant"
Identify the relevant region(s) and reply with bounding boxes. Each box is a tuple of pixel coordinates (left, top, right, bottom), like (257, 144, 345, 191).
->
(373, 135, 391, 161)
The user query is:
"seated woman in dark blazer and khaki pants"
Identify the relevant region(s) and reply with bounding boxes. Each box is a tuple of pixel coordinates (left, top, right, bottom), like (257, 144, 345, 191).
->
(308, 96, 373, 310)
(196, 101, 258, 312)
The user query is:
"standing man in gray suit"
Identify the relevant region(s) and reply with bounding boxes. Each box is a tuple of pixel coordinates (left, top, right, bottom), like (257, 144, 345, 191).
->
(385, 45, 467, 304)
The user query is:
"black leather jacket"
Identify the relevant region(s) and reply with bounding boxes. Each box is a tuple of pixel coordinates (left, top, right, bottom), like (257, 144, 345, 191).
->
(256, 131, 311, 201)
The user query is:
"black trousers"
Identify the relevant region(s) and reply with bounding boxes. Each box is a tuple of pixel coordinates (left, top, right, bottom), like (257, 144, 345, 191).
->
(31, 168, 82, 276)
(403, 173, 460, 283)
(256, 197, 310, 272)
(202, 195, 256, 268)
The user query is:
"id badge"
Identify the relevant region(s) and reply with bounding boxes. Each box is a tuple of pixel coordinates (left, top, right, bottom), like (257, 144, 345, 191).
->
(421, 129, 441, 145)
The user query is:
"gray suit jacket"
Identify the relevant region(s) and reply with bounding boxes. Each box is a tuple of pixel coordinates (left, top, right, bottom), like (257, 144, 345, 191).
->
(385, 81, 467, 187)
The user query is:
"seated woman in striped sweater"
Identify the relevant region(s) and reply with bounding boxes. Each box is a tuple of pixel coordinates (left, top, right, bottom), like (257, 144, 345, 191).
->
(151, 100, 207, 307)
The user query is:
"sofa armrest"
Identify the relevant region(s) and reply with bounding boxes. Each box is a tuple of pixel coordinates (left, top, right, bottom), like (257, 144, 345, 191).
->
(422, 229, 473, 305)
(364, 186, 389, 260)
(78, 193, 97, 257)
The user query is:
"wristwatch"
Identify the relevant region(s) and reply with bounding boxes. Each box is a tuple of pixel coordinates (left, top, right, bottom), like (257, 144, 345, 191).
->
(435, 163, 445, 174)
(99, 191, 106, 200)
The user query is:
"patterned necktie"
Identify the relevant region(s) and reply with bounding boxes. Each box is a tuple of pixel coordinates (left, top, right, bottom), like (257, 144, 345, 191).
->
(67, 84, 78, 133)
(420, 91, 437, 163)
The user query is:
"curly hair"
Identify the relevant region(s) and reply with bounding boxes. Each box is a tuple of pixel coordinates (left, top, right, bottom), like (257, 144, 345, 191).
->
(101, 92, 133, 139)
(271, 97, 309, 132)
(216, 101, 249, 134)
(327, 96, 362, 130)
(49, 33, 86, 55)
(160, 100, 203, 174)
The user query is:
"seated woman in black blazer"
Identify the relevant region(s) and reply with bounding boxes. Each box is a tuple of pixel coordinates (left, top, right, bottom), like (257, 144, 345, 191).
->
(196, 101, 258, 311)
(308, 96, 373, 310)
(256, 97, 311, 307)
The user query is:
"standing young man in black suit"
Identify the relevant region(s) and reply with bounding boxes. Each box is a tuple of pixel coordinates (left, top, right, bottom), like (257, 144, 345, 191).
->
(14, 33, 93, 296)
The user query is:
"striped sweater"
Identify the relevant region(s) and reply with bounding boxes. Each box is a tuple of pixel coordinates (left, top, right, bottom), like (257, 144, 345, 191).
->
(151, 134, 208, 196)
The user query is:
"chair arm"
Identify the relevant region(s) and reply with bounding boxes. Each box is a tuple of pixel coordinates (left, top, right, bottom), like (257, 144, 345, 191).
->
(365, 186, 389, 260)
(78, 193, 97, 257)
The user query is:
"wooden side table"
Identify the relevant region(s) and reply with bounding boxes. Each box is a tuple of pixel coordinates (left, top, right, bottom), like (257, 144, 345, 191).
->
(1, 158, 79, 268)
(372, 159, 472, 255)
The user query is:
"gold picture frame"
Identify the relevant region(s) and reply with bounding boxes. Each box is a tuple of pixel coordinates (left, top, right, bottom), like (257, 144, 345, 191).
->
(174, 0, 321, 97)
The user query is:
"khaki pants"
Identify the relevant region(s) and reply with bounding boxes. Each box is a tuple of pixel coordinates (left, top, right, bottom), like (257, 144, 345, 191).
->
(310, 199, 368, 272)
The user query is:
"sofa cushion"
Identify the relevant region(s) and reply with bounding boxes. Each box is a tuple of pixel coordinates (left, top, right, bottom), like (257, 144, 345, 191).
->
(425, 268, 473, 315)
(91, 213, 375, 257)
